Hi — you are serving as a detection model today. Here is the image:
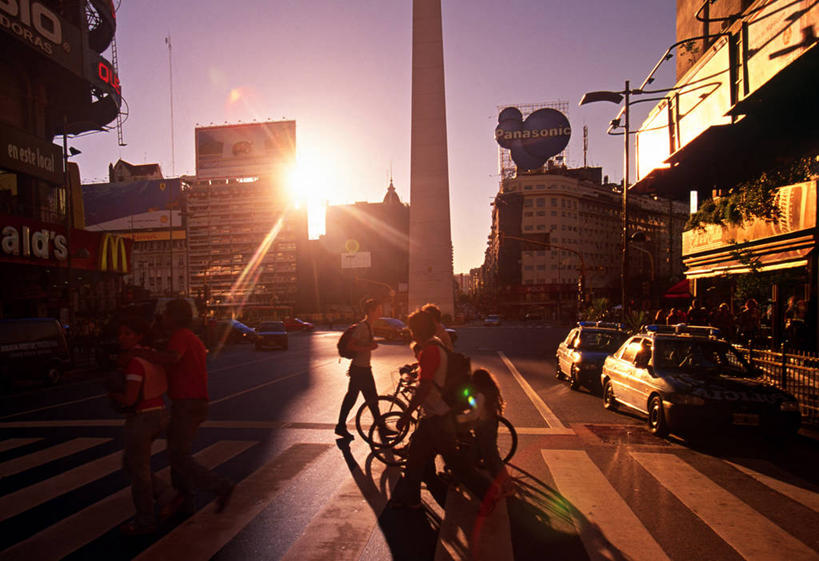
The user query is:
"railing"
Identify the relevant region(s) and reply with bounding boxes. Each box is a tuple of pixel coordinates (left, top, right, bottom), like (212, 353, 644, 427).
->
(739, 345, 819, 427)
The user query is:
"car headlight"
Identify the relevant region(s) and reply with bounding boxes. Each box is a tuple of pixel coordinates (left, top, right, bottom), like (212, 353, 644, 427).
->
(673, 394, 705, 406)
(780, 400, 800, 412)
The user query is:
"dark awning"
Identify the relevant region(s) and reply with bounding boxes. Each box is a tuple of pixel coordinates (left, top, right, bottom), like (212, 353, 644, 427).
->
(664, 278, 692, 299)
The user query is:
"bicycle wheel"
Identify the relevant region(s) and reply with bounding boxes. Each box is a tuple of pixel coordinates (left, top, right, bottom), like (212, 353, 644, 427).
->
(355, 395, 407, 444)
(369, 411, 413, 467)
(497, 416, 518, 464)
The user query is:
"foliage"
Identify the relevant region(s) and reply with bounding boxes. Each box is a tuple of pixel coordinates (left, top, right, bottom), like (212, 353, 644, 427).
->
(625, 309, 648, 333)
(731, 243, 807, 303)
(684, 155, 817, 231)
(582, 298, 610, 322)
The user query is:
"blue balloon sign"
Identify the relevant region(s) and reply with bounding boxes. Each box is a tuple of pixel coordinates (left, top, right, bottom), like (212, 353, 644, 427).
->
(495, 107, 571, 171)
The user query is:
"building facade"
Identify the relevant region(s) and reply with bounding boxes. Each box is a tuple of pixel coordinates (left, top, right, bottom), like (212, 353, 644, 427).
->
(632, 0, 819, 347)
(482, 166, 687, 320)
(1, 0, 129, 321)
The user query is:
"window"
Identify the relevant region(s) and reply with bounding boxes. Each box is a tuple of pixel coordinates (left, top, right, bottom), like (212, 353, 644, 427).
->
(551, 210, 557, 216)
(524, 211, 534, 217)
(524, 199, 533, 207)
(536, 211, 545, 216)
(551, 198, 557, 207)
(536, 198, 545, 207)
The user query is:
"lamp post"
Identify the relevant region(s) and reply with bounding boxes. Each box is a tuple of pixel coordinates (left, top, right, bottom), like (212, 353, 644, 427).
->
(579, 83, 632, 322)
(62, 125, 81, 332)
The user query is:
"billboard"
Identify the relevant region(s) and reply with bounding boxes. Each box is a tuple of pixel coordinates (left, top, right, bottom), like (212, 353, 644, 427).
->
(341, 252, 371, 269)
(195, 121, 295, 179)
(495, 107, 571, 171)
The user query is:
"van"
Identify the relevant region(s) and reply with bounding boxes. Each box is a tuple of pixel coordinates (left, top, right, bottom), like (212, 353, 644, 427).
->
(0, 318, 72, 386)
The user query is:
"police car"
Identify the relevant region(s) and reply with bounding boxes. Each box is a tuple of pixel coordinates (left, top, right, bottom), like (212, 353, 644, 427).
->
(555, 322, 630, 391)
(600, 324, 801, 438)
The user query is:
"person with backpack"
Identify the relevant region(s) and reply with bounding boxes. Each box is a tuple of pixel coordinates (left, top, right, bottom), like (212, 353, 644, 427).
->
(421, 303, 454, 351)
(335, 298, 392, 439)
(390, 309, 490, 511)
(108, 315, 169, 535)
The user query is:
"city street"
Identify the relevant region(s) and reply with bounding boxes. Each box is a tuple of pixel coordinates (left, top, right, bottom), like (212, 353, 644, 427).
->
(1, 325, 818, 561)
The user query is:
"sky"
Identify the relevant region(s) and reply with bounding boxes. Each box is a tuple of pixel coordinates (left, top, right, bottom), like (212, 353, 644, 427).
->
(72, 0, 678, 274)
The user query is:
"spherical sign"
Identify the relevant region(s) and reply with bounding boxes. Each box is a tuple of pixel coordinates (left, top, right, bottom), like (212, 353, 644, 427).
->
(345, 239, 360, 253)
(494, 107, 572, 171)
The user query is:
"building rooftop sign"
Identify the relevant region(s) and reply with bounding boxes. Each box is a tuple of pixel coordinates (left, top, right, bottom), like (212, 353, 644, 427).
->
(195, 121, 295, 180)
(495, 107, 571, 171)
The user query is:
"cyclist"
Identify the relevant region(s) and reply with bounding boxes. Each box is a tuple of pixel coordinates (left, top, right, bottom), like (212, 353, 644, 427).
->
(390, 309, 490, 511)
(457, 369, 514, 498)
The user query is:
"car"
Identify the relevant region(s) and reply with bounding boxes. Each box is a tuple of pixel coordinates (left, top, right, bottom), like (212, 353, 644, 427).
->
(372, 317, 411, 342)
(254, 321, 288, 350)
(555, 322, 630, 391)
(0, 318, 72, 386)
(444, 327, 458, 345)
(484, 314, 501, 327)
(600, 324, 801, 439)
(283, 318, 315, 332)
(211, 319, 257, 344)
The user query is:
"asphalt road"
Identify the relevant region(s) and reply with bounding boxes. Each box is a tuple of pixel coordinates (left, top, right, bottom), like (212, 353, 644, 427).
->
(1, 324, 818, 561)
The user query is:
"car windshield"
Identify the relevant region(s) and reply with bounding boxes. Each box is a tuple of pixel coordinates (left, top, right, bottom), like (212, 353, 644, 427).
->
(258, 322, 285, 331)
(577, 330, 628, 352)
(653, 339, 754, 377)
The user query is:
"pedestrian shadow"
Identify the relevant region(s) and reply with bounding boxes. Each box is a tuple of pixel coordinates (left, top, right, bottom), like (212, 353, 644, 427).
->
(336, 439, 442, 561)
(505, 464, 632, 561)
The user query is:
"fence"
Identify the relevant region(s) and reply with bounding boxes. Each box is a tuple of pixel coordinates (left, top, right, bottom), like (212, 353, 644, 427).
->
(740, 345, 819, 427)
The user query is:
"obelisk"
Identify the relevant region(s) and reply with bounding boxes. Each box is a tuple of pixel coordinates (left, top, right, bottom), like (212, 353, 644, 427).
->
(408, 0, 455, 317)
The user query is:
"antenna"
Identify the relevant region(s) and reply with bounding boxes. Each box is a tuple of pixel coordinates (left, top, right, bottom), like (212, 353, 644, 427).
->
(583, 125, 588, 168)
(111, 30, 126, 146)
(165, 33, 176, 176)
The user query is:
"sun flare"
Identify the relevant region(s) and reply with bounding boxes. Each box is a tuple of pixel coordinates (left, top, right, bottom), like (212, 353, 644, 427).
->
(287, 150, 331, 239)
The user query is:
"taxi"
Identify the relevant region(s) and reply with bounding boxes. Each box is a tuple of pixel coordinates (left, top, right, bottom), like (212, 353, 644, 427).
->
(600, 324, 801, 438)
(555, 322, 630, 392)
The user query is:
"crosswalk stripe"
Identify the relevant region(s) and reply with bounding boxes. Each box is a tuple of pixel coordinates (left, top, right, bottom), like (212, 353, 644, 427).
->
(0, 440, 255, 561)
(0, 437, 110, 477)
(541, 449, 671, 561)
(134, 443, 332, 561)
(0, 438, 42, 453)
(631, 452, 818, 561)
(434, 485, 514, 561)
(498, 351, 572, 432)
(727, 460, 819, 513)
(280, 440, 396, 561)
(0, 440, 165, 523)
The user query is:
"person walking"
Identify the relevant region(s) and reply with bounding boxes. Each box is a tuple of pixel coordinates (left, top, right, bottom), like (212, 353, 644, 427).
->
(108, 316, 169, 535)
(131, 299, 234, 516)
(335, 298, 391, 439)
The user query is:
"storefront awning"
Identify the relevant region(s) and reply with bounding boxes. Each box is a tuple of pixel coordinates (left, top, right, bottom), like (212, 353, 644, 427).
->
(685, 247, 812, 279)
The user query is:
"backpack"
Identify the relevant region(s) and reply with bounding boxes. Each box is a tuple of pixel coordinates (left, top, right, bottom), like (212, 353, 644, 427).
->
(431, 342, 472, 411)
(337, 321, 370, 359)
(133, 357, 168, 400)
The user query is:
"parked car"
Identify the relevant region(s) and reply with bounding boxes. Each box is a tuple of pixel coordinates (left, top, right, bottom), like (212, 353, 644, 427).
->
(483, 314, 501, 327)
(555, 322, 630, 391)
(212, 319, 257, 344)
(283, 318, 315, 332)
(0, 318, 71, 386)
(372, 317, 411, 342)
(600, 324, 801, 438)
(255, 321, 288, 350)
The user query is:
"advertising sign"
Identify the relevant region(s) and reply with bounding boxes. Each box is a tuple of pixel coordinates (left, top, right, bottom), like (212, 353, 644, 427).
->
(495, 107, 571, 171)
(0, 0, 84, 77)
(341, 252, 371, 269)
(195, 121, 295, 179)
(0, 122, 63, 184)
(98, 233, 128, 273)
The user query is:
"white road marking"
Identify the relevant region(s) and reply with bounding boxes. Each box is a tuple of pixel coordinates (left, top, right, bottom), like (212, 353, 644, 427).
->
(0, 440, 165, 523)
(0, 441, 255, 561)
(0, 438, 42, 453)
(498, 351, 572, 432)
(0, 437, 110, 477)
(542, 449, 670, 561)
(632, 451, 818, 561)
(727, 460, 819, 513)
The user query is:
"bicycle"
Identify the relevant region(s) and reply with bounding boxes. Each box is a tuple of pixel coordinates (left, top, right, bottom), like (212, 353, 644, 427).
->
(354, 363, 419, 445)
(367, 410, 518, 469)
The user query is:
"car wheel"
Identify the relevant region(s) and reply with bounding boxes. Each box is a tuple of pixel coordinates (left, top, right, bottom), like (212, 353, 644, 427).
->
(46, 367, 62, 385)
(569, 367, 580, 391)
(554, 357, 563, 380)
(602, 379, 618, 410)
(648, 395, 669, 437)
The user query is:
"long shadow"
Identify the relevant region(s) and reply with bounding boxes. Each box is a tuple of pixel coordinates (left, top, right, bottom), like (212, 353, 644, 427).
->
(337, 439, 442, 561)
(505, 463, 633, 561)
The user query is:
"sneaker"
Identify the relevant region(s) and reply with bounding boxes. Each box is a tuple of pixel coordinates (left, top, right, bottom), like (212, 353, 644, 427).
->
(120, 520, 157, 536)
(215, 482, 235, 514)
(334, 424, 354, 439)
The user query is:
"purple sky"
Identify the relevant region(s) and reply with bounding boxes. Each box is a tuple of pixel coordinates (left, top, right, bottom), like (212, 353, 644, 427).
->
(72, 0, 677, 274)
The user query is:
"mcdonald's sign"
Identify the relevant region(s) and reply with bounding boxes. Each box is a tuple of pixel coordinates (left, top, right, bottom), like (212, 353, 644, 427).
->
(98, 234, 129, 273)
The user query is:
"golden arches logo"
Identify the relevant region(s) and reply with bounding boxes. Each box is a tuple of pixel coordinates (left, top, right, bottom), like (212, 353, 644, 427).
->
(99, 234, 129, 273)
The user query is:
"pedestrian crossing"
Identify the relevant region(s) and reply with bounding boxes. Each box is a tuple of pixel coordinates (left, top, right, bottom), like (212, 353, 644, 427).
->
(0, 434, 818, 561)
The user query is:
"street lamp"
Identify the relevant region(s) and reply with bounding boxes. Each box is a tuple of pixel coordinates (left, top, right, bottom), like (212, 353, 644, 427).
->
(580, 82, 633, 322)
